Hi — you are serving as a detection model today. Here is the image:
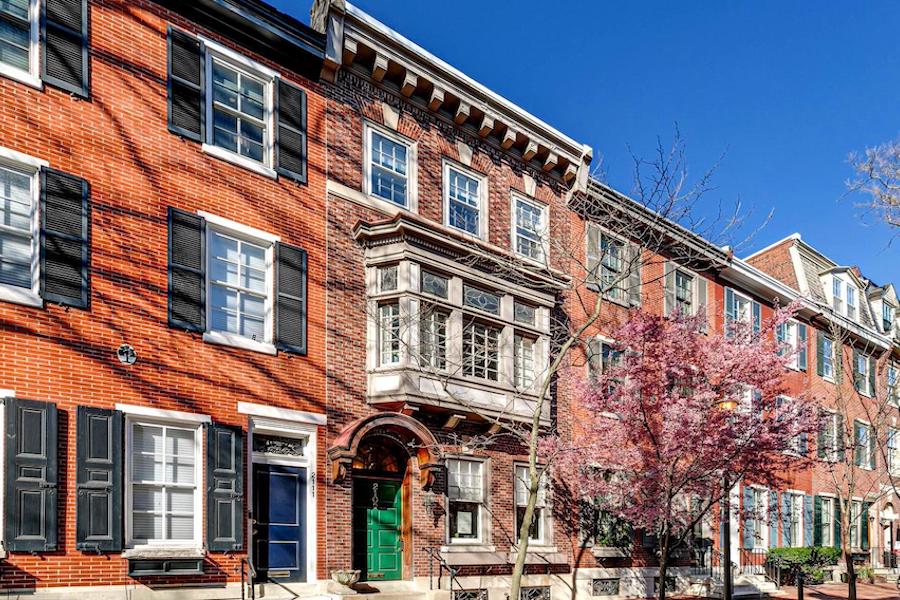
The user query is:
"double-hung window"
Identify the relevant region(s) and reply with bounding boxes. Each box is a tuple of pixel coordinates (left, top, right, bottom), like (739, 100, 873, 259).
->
(127, 420, 201, 546)
(849, 500, 862, 549)
(854, 421, 874, 470)
(600, 234, 626, 301)
(889, 429, 900, 475)
(366, 125, 411, 208)
(512, 195, 546, 263)
(746, 487, 766, 547)
(209, 54, 272, 168)
(820, 410, 840, 462)
(889, 365, 899, 406)
(445, 163, 485, 238)
(208, 230, 270, 343)
(776, 321, 808, 371)
(0, 160, 37, 296)
(883, 303, 895, 334)
(790, 494, 803, 547)
(846, 285, 858, 322)
(832, 279, 844, 315)
(515, 465, 549, 545)
(674, 270, 694, 314)
(821, 336, 835, 380)
(0, 0, 37, 83)
(379, 302, 401, 366)
(419, 307, 447, 370)
(854, 353, 873, 397)
(447, 459, 484, 543)
(820, 497, 834, 546)
(514, 334, 536, 389)
(463, 320, 499, 381)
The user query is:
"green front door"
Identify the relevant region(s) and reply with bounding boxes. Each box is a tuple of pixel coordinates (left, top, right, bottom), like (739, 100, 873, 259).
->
(352, 479, 403, 581)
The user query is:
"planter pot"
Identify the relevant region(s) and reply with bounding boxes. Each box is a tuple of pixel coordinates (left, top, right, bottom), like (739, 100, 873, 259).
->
(840, 572, 848, 583)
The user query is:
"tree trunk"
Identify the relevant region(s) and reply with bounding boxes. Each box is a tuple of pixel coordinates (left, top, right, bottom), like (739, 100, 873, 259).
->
(846, 549, 857, 600)
(509, 474, 539, 600)
(658, 534, 670, 600)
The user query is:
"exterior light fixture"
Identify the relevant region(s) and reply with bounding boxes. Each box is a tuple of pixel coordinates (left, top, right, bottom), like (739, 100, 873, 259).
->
(116, 344, 137, 365)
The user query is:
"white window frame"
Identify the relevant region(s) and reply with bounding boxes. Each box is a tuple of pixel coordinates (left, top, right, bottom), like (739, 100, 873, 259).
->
(124, 415, 205, 549)
(849, 500, 862, 549)
(730, 290, 753, 324)
(363, 121, 417, 211)
(514, 333, 536, 390)
(820, 496, 834, 547)
(832, 277, 844, 316)
(200, 37, 277, 178)
(378, 301, 402, 366)
(888, 428, 900, 476)
(672, 267, 696, 315)
(443, 160, 488, 240)
(446, 457, 486, 545)
(779, 321, 804, 371)
(883, 302, 895, 334)
(418, 305, 447, 370)
(855, 353, 873, 398)
(510, 193, 548, 265)
(514, 464, 550, 547)
(821, 410, 840, 462)
(747, 486, 768, 549)
(846, 285, 858, 322)
(889, 364, 900, 406)
(201, 212, 278, 355)
(789, 493, 803, 547)
(822, 336, 835, 382)
(0, 0, 41, 89)
(855, 420, 873, 470)
(0, 146, 45, 307)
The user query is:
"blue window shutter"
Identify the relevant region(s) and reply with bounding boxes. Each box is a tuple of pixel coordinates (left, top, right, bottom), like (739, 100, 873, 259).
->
(768, 490, 778, 549)
(743, 487, 755, 549)
(803, 495, 814, 547)
(781, 493, 791, 547)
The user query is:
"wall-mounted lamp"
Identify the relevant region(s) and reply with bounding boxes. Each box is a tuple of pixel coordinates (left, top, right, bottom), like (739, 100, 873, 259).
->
(116, 344, 137, 365)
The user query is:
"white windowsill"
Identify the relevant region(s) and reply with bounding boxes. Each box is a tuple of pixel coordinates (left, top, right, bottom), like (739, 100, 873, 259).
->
(441, 543, 497, 553)
(202, 144, 277, 180)
(0, 65, 42, 91)
(203, 330, 277, 355)
(116, 403, 210, 424)
(0, 285, 42, 308)
(123, 546, 206, 559)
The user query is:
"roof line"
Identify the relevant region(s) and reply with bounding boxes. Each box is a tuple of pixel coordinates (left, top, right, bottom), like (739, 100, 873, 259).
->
(742, 232, 802, 260)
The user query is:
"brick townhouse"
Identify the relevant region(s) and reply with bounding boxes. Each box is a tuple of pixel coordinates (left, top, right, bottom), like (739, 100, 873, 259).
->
(311, 1, 593, 599)
(567, 180, 900, 597)
(1, 1, 899, 600)
(0, 0, 329, 597)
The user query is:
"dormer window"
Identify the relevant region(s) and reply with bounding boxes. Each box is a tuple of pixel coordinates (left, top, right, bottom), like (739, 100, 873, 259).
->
(883, 303, 895, 334)
(832, 279, 843, 315)
(846, 285, 857, 321)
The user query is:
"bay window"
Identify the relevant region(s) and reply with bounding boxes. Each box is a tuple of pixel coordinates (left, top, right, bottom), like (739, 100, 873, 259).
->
(514, 334, 536, 389)
(378, 302, 401, 366)
(419, 307, 447, 369)
(127, 420, 201, 546)
(447, 458, 484, 543)
(463, 320, 499, 381)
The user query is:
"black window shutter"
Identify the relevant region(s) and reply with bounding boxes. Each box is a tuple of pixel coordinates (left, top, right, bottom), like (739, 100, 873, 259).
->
(275, 242, 308, 354)
(167, 27, 204, 142)
(4, 398, 58, 552)
(275, 79, 308, 183)
(206, 423, 244, 552)
(75, 406, 123, 552)
(41, 0, 89, 97)
(40, 167, 90, 308)
(816, 330, 825, 377)
(816, 410, 826, 459)
(167, 208, 206, 332)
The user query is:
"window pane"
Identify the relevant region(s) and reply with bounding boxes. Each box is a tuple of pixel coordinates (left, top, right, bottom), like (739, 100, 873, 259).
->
(167, 515, 194, 540)
(132, 485, 162, 512)
(168, 488, 194, 513)
(133, 424, 163, 455)
(133, 512, 163, 540)
(463, 286, 499, 314)
(212, 62, 239, 108)
(448, 169, 480, 234)
(0, 0, 29, 20)
(241, 314, 265, 340)
(0, 16, 29, 72)
(421, 271, 448, 298)
(0, 165, 33, 288)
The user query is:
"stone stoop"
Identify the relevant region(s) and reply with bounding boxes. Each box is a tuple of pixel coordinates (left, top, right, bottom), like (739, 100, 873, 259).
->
(706, 574, 780, 599)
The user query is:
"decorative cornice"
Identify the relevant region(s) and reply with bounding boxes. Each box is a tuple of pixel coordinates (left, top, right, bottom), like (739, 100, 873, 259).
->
(314, 0, 592, 188)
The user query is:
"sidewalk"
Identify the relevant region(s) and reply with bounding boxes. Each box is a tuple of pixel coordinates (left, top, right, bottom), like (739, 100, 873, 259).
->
(776, 583, 900, 599)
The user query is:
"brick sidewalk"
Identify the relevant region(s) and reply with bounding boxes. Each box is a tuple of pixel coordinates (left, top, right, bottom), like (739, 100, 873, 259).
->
(776, 583, 900, 599)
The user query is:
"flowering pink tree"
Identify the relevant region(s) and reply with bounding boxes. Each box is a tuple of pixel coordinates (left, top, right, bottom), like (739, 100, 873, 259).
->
(548, 305, 819, 600)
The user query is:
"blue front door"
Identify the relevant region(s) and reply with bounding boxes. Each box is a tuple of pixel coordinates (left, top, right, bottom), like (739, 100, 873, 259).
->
(253, 464, 307, 582)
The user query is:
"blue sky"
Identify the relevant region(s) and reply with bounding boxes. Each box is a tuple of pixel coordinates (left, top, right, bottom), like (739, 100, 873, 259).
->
(273, 1, 900, 283)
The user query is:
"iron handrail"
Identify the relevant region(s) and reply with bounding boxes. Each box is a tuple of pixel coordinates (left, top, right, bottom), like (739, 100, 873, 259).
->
(241, 557, 257, 600)
(424, 546, 461, 595)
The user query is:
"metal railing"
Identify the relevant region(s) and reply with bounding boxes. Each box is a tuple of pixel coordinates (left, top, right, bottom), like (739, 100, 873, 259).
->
(241, 557, 257, 600)
(739, 547, 768, 576)
(424, 546, 460, 596)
